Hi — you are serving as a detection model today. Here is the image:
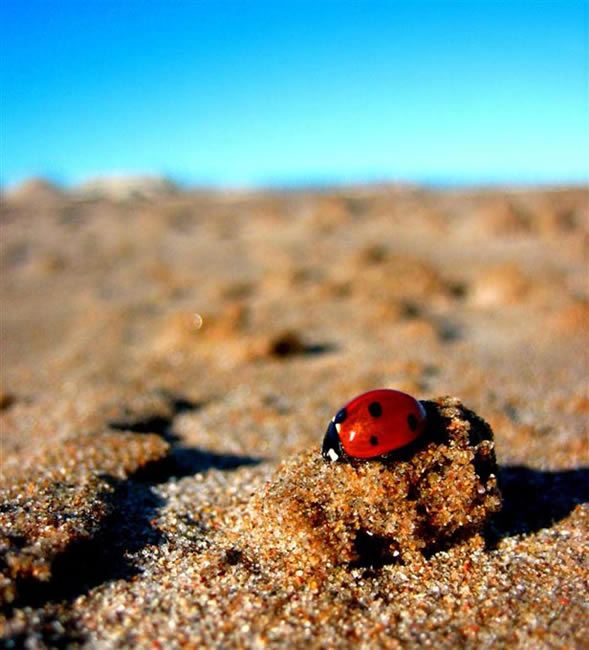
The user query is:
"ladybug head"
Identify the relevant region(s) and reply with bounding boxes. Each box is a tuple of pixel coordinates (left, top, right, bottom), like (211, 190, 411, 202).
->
(322, 407, 348, 462)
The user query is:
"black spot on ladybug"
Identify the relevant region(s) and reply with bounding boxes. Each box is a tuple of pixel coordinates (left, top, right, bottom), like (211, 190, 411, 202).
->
(370, 435, 379, 446)
(407, 413, 418, 431)
(368, 401, 382, 418)
(334, 407, 347, 424)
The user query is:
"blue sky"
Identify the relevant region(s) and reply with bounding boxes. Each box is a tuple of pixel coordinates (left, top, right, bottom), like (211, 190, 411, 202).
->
(1, 0, 587, 188)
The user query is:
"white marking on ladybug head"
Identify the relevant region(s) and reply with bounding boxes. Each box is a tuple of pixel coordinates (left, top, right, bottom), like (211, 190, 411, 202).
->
(327, 448, 339, 462)
(335, 423, 341, 433)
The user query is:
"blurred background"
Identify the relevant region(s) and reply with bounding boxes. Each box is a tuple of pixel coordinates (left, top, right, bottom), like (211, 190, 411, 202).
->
(1, 0, 587, 190)
(1, 0, 587, 432)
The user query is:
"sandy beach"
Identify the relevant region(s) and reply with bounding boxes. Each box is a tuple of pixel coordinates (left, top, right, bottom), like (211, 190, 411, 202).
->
(1, 181, 587, 648)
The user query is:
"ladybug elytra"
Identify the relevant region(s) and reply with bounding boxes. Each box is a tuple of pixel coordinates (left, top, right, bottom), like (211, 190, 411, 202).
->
(322, 389, 427, 462)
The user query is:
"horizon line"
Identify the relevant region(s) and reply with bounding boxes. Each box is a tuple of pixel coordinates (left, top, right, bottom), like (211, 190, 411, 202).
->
(2, 171, 588, 195)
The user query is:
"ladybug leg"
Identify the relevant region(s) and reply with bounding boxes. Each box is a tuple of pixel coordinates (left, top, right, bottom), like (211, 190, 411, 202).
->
(322, 421, 344, 462)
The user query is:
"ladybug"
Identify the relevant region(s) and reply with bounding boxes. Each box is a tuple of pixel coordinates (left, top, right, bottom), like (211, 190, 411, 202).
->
(322, 389, 427, 462)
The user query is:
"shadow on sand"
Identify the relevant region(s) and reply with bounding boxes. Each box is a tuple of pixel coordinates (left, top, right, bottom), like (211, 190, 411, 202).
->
(488, 465, 589, 545)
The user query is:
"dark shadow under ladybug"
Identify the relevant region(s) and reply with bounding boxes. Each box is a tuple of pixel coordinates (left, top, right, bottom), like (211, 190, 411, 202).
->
(487, 465, 589, 547)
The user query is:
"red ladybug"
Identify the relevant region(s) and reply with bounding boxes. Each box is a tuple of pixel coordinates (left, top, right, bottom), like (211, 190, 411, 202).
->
(322, 389, 427, 462)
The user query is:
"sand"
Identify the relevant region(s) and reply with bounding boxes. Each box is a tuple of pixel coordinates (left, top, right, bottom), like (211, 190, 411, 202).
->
(0, 182, 587, 648)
